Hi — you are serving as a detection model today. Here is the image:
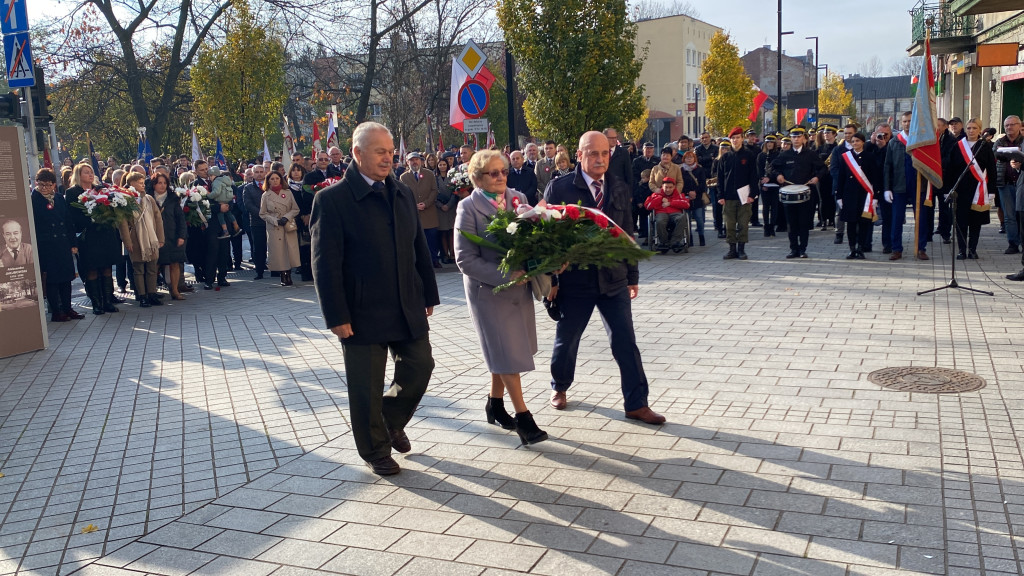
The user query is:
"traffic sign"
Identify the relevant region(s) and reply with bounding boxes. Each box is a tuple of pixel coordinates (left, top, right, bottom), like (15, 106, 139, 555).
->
(3, 32, 33, 87)
(1, 0, 28, 35)
(463, 118, 489, 133)
(457, 79, 489, 119)
(457, 40, 487, 77)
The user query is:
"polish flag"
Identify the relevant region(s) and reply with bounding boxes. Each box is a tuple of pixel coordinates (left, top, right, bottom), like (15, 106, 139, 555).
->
(747, 85, 770, 122)
(312, 122, 322, 155)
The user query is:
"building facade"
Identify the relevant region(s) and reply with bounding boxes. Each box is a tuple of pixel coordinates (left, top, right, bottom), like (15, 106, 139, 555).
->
(634, 14, 721, 143)
(842, 75, 915, 129)
(907, 1, 1024, 129)
(740, 46, 818, 108)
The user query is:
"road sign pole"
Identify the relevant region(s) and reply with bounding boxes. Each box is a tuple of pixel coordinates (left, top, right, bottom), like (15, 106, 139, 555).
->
(22, 86, 36, 182)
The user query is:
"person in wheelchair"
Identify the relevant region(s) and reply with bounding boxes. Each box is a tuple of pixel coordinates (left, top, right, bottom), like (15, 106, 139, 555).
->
(644, 177, 690, 254)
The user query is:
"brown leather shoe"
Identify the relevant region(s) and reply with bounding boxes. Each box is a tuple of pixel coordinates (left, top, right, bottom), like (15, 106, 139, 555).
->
(365, 455, 401, 476)
(889, 251, 902, 261)
(550, 390, 567, 410)
(625, 406, 666, 425)
(389, 428, 411, 454)
(916, 250, 929, 260)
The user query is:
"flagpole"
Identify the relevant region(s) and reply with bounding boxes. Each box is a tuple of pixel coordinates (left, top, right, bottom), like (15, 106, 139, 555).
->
(914, 173, 921, 256)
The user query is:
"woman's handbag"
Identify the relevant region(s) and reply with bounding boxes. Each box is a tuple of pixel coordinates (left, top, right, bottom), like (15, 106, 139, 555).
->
(702, 191, 711, 206)
(528, 273, 552, 302)
(284, 219, 298, 232)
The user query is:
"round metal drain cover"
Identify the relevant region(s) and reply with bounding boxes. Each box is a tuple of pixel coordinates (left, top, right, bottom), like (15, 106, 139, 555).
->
(868, 367, 986, 394)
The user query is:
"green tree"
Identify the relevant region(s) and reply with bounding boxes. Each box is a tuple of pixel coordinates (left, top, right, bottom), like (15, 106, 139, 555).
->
(497, 0, 647, 147)
(699, 31, 756, 135)
(191, 1, 288, 160)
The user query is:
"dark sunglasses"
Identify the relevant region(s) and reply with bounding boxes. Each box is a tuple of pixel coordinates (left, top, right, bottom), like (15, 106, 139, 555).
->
(484, 169, 509, 178)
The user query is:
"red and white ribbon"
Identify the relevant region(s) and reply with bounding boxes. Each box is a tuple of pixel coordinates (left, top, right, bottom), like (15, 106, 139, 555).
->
(842, 151, 876, 219)
(958, 139, 989, 210)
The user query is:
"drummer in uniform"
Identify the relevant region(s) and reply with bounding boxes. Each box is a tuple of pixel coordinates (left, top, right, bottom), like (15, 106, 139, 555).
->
(769, 125, 826, 258)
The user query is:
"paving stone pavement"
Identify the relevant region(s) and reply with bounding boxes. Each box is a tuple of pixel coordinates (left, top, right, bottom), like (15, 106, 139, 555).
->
(2, 221, 1024, 576)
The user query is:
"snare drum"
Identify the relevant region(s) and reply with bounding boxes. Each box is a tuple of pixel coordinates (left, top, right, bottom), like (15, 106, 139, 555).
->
(779, 184, 811, 204)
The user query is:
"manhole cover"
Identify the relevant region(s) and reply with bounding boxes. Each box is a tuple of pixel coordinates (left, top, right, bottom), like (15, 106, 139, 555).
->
(867, 367, 986, 394)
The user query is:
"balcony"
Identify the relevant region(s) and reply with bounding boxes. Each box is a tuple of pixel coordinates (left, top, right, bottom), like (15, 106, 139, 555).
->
(907, 1, 978, 56)
(950, 0, 1023, 15)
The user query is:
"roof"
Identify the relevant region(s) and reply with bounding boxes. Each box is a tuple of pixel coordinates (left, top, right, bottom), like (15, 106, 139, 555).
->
(842, 75, 914, 100)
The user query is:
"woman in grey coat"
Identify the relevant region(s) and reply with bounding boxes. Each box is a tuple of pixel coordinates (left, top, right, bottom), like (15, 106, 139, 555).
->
(454, 150, 547, 445)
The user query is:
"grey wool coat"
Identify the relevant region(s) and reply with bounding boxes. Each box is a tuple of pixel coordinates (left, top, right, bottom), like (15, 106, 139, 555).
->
(454, 188, 537, 374)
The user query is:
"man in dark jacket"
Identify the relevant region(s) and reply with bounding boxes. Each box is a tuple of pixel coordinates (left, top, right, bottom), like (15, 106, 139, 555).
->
(311, 121, 439, 477)
(716, 127, 760, 260)
(242, 164, 268, 279)
(769, 125, 825, 258)
(603, 127, 634, 192)
(506, 150, 539, 205)
(994, 115, 1023, 254)
(544, 131, 664, 425)
(631, 142, 659, 185)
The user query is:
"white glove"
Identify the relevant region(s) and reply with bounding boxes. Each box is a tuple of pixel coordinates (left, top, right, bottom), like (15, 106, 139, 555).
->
(873, 200, 879, 212)
(883, 190, 893, 203)
(837, 199, 843, 210)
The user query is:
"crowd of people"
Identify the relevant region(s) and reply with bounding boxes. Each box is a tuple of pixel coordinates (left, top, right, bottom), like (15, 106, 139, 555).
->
(27, 114, 1024, 475)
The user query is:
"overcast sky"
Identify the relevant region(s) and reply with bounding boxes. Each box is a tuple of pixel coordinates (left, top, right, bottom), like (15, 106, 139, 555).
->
(694, 0, 917, 77)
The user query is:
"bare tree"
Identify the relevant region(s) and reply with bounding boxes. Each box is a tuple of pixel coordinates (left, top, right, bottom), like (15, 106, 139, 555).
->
(630, 0, 700, 22)
(890, 56, 923, 76)
(857, 56, 884, 78)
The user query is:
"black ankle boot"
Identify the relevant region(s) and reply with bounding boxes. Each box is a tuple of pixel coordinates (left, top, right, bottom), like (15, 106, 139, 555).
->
(514, 411, 548, 445)
(699, 235, 705, 246)
(834, 233, 844, 244)
(86, 279, 104, 315)
(485, 397, 516, 430)
(101, 277, 119, 312)
(737, 243, 748, 260)
(723, 243, 738, 260)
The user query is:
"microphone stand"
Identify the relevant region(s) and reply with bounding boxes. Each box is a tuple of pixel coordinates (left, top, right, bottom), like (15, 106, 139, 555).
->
(918, 155, 994, 296)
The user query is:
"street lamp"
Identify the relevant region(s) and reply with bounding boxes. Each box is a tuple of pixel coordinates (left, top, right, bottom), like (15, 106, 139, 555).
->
(806, 36, 818, 125)
(776, 0, 793, 132)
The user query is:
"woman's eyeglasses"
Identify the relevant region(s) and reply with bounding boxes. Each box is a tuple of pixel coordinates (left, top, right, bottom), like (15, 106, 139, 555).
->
(483, 169, 508, 178)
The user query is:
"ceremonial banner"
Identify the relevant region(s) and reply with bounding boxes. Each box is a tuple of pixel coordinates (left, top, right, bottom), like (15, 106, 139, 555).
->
(0, 126, 47, 358)
(907, 34, 943, 189)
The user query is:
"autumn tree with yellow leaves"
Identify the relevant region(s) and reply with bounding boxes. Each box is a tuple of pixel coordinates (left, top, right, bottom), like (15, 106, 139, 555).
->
(818, 71, 855, 117)
(191, 0, 288, 160)
(699, 32, 756, 135)
(497, 0, 647, 148)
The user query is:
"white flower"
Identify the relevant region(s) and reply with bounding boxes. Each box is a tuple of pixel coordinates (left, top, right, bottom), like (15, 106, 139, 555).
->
(506, 222, 519, 234)
(548, 209, 563, 220)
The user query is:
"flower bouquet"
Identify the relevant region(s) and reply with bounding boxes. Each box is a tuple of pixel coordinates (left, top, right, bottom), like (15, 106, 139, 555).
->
(177, 185, 211, 228)
(303, 177, 342, 195)
(460, 200, 651, 293)
(447, 165, 473, 198)
(72, 185, 141, 227)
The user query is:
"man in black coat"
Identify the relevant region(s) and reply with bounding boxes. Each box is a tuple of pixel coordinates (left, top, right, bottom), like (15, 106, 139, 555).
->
(506, 150, 539, 205)
(242, 164, 268, 279)
(604, 127, 634, 192)
(305, 152, 332, 187)
(311, 121, 439, 476)
(769, 125, 826, 258)
(544, 130, 664, 425)
(631, 142, 659, 185)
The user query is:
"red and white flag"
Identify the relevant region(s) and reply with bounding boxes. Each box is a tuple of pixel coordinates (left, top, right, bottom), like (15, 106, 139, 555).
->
(747, 84, 770, 122)
(398, 135, 406, 161)
(486, 126, 495, 149)
(312, 122, 323, 155)
(326, 108, 338, 149)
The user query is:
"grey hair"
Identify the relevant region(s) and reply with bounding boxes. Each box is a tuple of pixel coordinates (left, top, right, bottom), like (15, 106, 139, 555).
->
(467, 150, 508, 188)
(352, 122, 393, 152)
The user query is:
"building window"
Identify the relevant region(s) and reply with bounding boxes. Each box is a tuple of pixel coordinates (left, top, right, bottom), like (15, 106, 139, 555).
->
(370, 104, 382, 117)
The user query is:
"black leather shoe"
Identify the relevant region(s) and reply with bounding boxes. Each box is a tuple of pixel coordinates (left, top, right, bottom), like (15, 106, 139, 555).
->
(834, 234, 844, 244)
(1006, 270, 1024, 281)
(942, 237, 951, 245)
(148, 294, 163, 306)
(1005, 245, 1020, 255)
(365, 456, 400, 476)
(785, 251, 799, 259)
(846, 252, 858, 260)
(389, 428, 411, 453)
(882, 247, 892, 255)
(956, 252, 967, 260)
(254, 273, 264, 280)
(799, 251, 808, 258)
(967, 250, 979, 259)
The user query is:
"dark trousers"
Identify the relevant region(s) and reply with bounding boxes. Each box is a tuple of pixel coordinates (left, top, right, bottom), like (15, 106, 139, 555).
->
(817, 185, 836, 225)
(550, 287, 649, 412)
(231, 233, 244, 266)
(423, 228, 440, 264)
(878, 200, 892, 250)
(783, 201, 814, 252)
(204, 233, 231, 284)
(46, 282, 72, 314)
(761, 186, 780, 233)
(341, 335, 433, 461)
(954, 214, 982, 253)
(749, 197, 760, 225)
(250, 224, 267, 273)
(891, 192, 935, 253)
(847, 218, 868, 251)
(937, 192, 953, 239)
(635, 206, 650, 238)
(711, 187, 724, 231)
(1017, 211, 1024, 267)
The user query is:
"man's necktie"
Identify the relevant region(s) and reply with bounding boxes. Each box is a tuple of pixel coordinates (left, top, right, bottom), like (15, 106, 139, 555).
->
(372, 181, 385, 193)
(12, 249, 18, 261)
(592, 180, 604, 210)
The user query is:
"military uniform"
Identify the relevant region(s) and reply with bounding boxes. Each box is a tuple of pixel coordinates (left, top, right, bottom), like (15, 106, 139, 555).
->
(768, 126, 825, 258)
